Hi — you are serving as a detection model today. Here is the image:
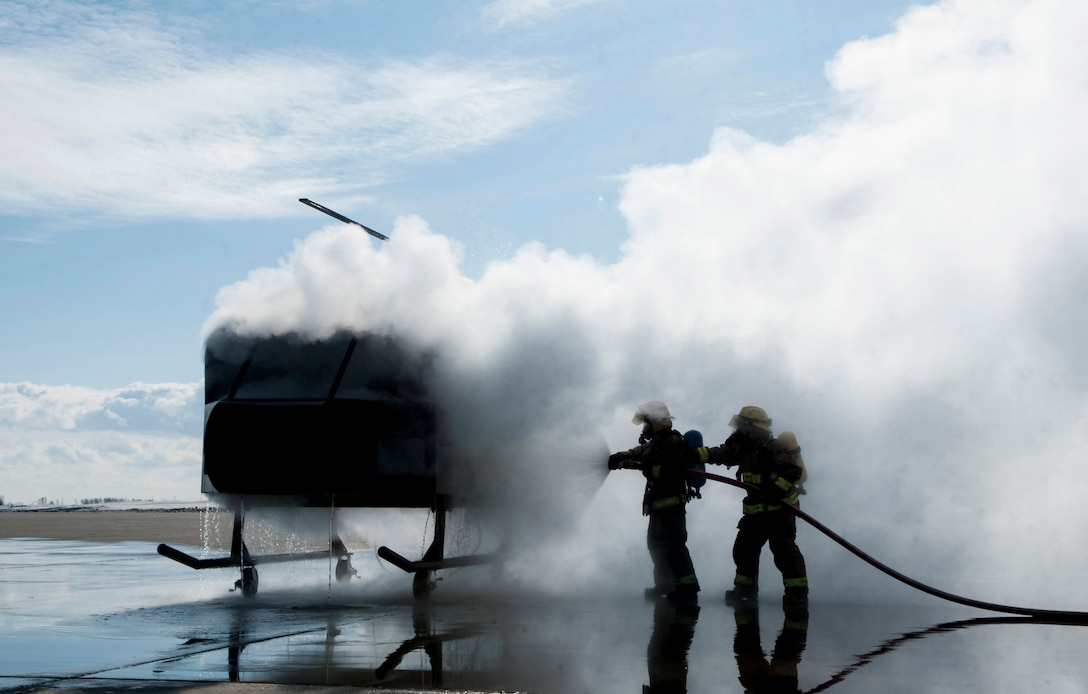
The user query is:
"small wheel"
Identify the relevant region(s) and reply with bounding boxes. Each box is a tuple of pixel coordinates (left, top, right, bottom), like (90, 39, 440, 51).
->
(412, 571, 435, 599)
(335, 557, 357, 583)
(236, 566, 258, 597)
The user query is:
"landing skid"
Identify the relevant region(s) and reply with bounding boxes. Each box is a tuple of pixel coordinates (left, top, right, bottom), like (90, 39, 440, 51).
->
(377, 495, 502, 598)
(157, 503, 357, 597)
(158, 495, 499, 598)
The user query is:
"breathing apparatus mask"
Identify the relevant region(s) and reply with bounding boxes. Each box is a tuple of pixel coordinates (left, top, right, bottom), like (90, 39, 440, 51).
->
(633, 401, 673, 443)
(639, 419, 654, 444)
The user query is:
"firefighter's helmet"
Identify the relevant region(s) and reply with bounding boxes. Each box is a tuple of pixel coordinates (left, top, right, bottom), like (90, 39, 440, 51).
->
(729, 405, 772, 433)
(777, 430, 808, 485)
(632, 401, 673, 426)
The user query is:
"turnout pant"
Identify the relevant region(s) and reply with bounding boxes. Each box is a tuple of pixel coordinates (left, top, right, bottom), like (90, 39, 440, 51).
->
(647, 505, 699, 591)
(732, 510, 807, 594)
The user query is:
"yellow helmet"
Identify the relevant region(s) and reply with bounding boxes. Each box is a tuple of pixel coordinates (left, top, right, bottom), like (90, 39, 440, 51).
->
(777, 430, 799, 453)
(632, 401, 673, 426)
(777, 430, 807, 484)
(729, 405, 772, 433)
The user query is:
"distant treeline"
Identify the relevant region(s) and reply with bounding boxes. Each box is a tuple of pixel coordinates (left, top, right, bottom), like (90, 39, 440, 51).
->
(0, 496, 151, 507)
(1, 496, 164, 507)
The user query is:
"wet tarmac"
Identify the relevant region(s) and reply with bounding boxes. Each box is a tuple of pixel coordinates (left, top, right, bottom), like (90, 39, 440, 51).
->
(2, 537, 1088, 693)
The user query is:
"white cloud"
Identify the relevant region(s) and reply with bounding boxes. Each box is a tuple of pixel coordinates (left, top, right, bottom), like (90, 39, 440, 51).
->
(0, 381, 202, 432)
(0, 428, 201, 505)
(0, 381, 202, 504)
(199, 0, 1088, 602)
(0, 2, 572, 221)
(480, 0, 611, 30)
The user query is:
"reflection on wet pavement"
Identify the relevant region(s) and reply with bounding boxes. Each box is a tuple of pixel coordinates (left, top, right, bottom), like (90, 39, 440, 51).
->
(731, 603, 808, 693)
(3, 538, 1088, 692)
(646, 600, 700, 694)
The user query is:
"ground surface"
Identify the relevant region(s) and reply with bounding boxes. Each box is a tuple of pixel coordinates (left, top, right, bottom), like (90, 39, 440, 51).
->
(3, 510, 1088, 693)
(0, 510, 224, 546)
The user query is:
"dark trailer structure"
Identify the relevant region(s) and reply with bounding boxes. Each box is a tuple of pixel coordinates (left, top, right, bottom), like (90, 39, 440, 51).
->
(158, 329, 496, 598)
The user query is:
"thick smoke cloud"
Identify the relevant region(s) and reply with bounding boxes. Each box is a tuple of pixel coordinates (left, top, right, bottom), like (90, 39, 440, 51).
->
(203, 0, 1088, 605)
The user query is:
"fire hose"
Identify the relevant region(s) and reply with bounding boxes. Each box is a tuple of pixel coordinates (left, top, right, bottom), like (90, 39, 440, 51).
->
(688, 468, 1088, 623)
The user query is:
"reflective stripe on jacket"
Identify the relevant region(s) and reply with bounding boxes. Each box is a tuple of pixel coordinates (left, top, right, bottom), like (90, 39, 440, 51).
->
(726, 432, 803, 514)
(625, 429, 690, 516)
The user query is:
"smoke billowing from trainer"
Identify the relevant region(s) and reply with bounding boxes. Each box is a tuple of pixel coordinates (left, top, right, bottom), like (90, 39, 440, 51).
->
(203, 1, 1088, 605)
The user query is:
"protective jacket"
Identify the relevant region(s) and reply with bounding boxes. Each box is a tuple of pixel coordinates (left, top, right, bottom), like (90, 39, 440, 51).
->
(624, 428, 691, 516)
(706, 431, 803, 514)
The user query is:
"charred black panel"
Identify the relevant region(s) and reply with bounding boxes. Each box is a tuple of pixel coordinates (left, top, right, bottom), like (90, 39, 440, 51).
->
(203, 399, 436, 499)
(200, 330, 439, 505)
(204, 330, 433, 404)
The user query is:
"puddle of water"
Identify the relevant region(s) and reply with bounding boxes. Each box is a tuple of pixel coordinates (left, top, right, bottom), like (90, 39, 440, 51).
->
(2, 538, 1088, 692)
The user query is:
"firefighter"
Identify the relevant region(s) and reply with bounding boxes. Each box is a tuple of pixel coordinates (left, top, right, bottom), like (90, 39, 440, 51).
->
(608, 401, 701, 603)
(705, 406, 808, 608)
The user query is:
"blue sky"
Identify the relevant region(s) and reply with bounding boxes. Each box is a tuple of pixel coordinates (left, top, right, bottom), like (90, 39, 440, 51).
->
(1, 0, 916, 388)
(4, 0, 1088, 604)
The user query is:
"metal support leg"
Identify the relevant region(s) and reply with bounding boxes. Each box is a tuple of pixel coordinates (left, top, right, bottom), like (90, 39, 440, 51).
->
(230, 502, 258, 597)
(413, 495, 448, 598)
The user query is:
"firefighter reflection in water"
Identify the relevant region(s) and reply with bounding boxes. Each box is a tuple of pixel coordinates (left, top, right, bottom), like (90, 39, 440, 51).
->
(701, 406, 808, 609)
(733, 604, 808, 693)
(608, 401, 701, 603)
(644, 600, 700, 694)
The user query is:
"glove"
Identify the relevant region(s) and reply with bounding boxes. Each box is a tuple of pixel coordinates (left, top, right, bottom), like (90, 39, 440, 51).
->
(706, 442, 740, 467)
(763, 473, 795, 500)
(723, 443, 741, 467)
(608, 452, 628, 470)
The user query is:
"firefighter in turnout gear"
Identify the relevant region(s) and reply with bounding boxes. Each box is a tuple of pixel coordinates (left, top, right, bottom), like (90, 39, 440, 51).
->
(608, 401, 701, 603)
(703, 406, 808, 608)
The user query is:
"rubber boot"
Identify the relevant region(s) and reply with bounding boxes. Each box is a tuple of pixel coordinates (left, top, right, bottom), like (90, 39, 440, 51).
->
(644, 585, 669, 601)
(782, 588, 808, 615)
(666, 585, 699, 605)
(725, 585, 758, 606)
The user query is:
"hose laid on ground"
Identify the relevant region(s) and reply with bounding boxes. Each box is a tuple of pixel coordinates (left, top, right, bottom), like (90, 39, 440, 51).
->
(689, 468, 1088, 623)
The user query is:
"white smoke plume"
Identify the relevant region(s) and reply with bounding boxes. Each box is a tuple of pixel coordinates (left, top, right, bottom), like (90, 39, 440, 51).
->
(202, 0, 1088, 606)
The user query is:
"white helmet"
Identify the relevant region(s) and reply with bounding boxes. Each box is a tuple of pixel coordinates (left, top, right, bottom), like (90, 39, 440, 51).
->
(632, 401, 673, 426)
